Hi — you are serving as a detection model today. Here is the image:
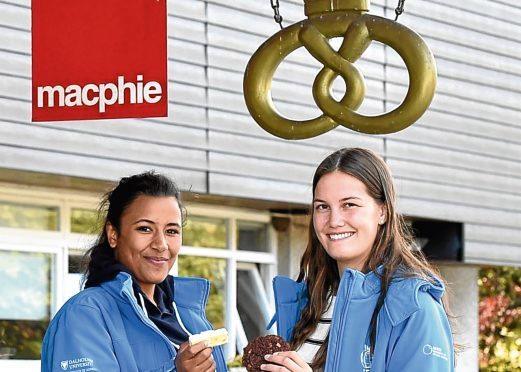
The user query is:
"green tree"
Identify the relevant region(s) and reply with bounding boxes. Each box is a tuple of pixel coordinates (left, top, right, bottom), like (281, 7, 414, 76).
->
(479, 266, 521, 371)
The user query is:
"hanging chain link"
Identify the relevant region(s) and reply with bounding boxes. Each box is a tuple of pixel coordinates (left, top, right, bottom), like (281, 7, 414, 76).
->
(394, 0, 406, 21)
(270, 0, 284, 29)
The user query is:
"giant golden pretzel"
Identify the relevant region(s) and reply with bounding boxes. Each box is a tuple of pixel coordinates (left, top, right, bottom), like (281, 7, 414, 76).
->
(243, 0, 437, 139)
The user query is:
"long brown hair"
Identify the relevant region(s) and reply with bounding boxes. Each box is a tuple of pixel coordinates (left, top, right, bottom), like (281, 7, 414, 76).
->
(291, 148, 445, 370)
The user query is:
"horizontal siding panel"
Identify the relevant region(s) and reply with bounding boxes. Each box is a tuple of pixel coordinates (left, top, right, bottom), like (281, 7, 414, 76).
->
(42, 120, 207, 149)
(419, 36, 521, 77)
(387, 84, 521, 128)
(210, 173, 309, 204)
(390, 125, 521, 161)
(403, 12, 520, 60)
(465, 224, 521, 247)
(415, 109, 521, 143)
(208, 108, 385, 151)
(210, 152, 315, 183)
(395, 178, 521, 213)
(388, 158, 521, 195)
(0, 74, 29, 100)
(165, 103, 207, 128)
(168, 38, 206, 66)
(208, 109, 266, 136)
(409, 0, 521, 40)
(385, 64, 521, 110)
(0, 50, 30, 77)
(170, 61, 206, 86)
(0, 144, 207, 192)
(0, 96, 29, 122)
(0, 26, 30, 55)
(0, 121, 208, 171)
(386, 140, 521, 178)
(432, 56, 521, 93)
(208, 0, 304, 21)
(0, 2, 29, 30)
(168, 0, 205, 21)
(465, 242, 521, 266)
(398, 197, 521, 229)
(210, 130, 334, 165)
(168, 16, 206, 44)
(169, 82, 206, 106)
(418, 0, 521, 21)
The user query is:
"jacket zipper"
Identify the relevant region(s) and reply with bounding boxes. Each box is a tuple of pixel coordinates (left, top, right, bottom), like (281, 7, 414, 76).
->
(272, 277, 282, 337)
(123, 290, 177, 365)
(197, 279, 228, 371)
(330, 271, 356, 372)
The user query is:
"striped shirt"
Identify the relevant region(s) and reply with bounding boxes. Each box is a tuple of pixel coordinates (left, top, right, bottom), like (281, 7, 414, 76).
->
(296, 296, 336, 369)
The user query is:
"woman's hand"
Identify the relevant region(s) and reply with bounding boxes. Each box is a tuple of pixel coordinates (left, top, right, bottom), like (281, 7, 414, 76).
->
(175, 341, 216, 372)
(261, 351, 312, 371)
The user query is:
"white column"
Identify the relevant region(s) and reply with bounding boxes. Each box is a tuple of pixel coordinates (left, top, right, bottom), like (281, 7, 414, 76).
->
(439, 264, 479, 372)
(225, 219, 237, 361)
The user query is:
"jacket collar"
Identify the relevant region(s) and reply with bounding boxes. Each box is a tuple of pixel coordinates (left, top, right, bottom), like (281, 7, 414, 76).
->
(100, 272, 210, 312)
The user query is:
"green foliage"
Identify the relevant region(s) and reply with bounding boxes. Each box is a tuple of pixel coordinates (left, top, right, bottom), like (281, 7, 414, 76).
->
(226, 354, 243, 368)
(178, 256, 226, 329)
(183, 217, 227, 249)
(0, 202, 58, 231)
(0, 319, 47, 359)
(479, 266, 521, 371)
(70, 208, 99, 234)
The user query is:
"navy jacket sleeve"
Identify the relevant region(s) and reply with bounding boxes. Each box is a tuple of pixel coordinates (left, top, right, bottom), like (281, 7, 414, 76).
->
(387, 293, 455, 372)
(41, 303, 122, 372)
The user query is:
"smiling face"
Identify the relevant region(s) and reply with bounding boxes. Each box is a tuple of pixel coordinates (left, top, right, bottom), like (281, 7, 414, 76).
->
(313, 171, 386, 273)
(106, 195, 182, 299)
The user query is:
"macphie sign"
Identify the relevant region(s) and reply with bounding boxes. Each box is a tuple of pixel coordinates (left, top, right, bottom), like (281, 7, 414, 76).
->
(32, 0, 168, 122)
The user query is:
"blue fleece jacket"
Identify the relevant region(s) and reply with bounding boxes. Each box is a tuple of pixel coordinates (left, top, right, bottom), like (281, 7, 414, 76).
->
(41, 272, 228, 372)
(269, 268, 455, 372)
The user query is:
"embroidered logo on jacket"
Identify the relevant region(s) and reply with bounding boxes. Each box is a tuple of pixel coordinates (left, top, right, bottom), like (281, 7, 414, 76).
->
(423, 344, 449, 361)
(59, 357, 97, 371)
(360, 344, 372, 371)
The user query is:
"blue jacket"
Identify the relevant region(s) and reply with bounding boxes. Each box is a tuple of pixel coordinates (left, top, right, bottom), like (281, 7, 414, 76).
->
(41, 272, 228, 372)
(269, 268, 455, 371)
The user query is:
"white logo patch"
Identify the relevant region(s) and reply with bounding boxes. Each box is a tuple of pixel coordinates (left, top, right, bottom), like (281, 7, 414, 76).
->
(423, 344, 449, 361)
(58, 357, 98, 371)
(360, 344, 372, 372)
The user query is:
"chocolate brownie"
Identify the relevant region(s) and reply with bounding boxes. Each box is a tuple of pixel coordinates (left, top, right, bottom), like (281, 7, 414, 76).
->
(242, 335, 291, 372)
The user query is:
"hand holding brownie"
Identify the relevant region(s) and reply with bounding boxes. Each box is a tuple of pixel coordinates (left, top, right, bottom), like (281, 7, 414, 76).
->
(242, 335, 311, 372)
(262, 351, 312, 372)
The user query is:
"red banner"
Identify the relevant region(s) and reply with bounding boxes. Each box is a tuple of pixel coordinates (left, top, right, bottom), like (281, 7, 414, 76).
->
(32, 0, 167, 122)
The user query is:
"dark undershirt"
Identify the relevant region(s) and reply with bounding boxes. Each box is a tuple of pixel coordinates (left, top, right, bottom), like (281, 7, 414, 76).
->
(133, 282, 190, 348)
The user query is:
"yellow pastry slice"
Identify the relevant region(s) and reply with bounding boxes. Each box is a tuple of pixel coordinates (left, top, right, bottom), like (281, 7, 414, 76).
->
(189, 328, 228, 347)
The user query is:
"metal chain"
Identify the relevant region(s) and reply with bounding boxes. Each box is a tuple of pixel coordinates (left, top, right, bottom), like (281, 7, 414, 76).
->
(394, 0, 406, 21)
(270, 0, 284, 29)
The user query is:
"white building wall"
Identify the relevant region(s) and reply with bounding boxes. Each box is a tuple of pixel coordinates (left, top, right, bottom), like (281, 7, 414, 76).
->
(0, 0, 519, 266)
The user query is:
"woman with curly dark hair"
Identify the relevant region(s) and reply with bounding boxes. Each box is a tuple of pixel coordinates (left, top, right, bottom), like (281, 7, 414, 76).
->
(42, 171, 227, 372)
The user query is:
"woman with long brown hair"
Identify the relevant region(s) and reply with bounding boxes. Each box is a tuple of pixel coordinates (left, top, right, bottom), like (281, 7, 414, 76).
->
(261, 148, 454, 371)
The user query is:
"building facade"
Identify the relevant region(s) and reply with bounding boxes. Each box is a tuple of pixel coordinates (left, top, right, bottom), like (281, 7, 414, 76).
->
(0, 0, 520, 371)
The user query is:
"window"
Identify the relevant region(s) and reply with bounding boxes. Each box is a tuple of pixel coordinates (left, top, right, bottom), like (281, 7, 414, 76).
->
(0, 201, 59, 231)
(0, 251, 54, 360)
(179, 206, 277, 359)
(0, 186, 97, 371)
